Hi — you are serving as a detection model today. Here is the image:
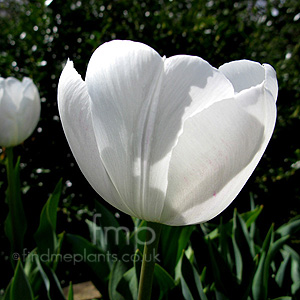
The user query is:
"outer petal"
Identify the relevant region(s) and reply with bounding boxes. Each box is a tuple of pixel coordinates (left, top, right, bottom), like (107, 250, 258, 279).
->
(219, 60, 265, 93)
(161, 81, 277, 225)
(17, 78, 41, 145)
(219, 60, 278, 101)
(263, 64, 278, 100)
(145, 55, 235, 220)
(4, 77, 24, 108)
(85, 40, 165, 220)
(57, 60, 133, 215)
(0, 78, 18, 146)
(0, 77, 4, 103)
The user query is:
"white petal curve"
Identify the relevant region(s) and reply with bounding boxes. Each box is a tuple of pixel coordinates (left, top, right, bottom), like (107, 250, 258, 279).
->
(146, 55, 235, 220)
(0, 79, 18, 146)
(0, 78, 4, 102)
(263, 64, 278, 101)
(5, 77, 23, 108)
(57, 60, 133, 216)
(161, 81, 276, 225)
(18, 78, 41, 144)
(219, 60, 265, 93)
(85, 40, 165, 220)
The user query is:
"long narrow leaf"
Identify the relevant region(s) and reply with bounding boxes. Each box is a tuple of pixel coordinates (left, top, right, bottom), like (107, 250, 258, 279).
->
(34, 179, 62, 257)
(67, 282, 73, 300)
(154, 264, 176, 300)
(65, 233, 110, 296)
(4, 155, 27, 264)
(10, 260, 34, 300)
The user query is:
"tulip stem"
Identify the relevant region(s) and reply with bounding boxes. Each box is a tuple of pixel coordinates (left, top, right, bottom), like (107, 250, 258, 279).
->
(6, 148, 18, 253)
(5, 147, 26, 267)
(137, 221, 162, 300)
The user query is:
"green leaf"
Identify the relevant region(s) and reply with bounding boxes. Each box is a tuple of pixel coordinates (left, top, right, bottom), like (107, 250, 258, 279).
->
(2, 282, 11, 300)
(283, 245, 300, 295)
(160, 225, 195, 274)
(130, 219, 147, 250)
(240, 196, 263, 229)
(53, 232, 65, 270)
(34, 179, 62, 257)
(262, 224, 274, 252)
(24, 251, 43, 295)
(116, 251, 141, 300)
(232, 210, 243, 282)
(275, 250, 291, 288)
(67, 282, 73, 300)
(176, 226, 195, 263)
(109, 260, 127, 300)
(24, 249, 66, 300)
(94, 201, 130, 256)
(4, 154, 27, 262)
(276, 217, 300, 237)
(86, 219, 107, 251)
(65, 233, 110, 295)
(252, 225, 274, 300)
(232, 211, 256, 298)
(218, 218, 232, 267)
(175, 253, 193, 300)
(117, 268, 138, 300)
(206, 238, 238, 297)
(214, 290, 230, 300)
(154, 264, 175, 300)
(252, 250, 267, 300)
(34, 255, 51, 299)
(253, 225, 290, 300)
(40, 262, 66, 300)
(175, 251, 208, 300)
(10, 260, 34, 300)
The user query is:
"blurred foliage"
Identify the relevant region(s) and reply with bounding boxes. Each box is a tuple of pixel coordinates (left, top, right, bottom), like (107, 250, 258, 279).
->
(2, 197, 299, 299)
(0, 0, 300, 296)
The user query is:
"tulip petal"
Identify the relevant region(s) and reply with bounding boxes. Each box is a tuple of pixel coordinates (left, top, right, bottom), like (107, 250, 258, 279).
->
(263, 63, 278, 101)
(85, 40, 165, 220)
(145, 55, 235, 220)
(17, 78, 41, 145)
(161, 82, 276, 225)
(57, 60, 134, 216)
(219, 60, 278, 101)
(0, 78, 18, 146)
(4, 77, 24, 108)
(219, 60, 265, 93)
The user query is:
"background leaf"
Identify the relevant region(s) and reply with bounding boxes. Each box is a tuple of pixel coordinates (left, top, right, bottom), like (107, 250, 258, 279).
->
(34, 179, 62, 257)
(10, 260, 34, 300)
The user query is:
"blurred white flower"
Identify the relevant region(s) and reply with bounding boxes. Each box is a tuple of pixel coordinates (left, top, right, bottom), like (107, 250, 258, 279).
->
(0, 77, 41, 147)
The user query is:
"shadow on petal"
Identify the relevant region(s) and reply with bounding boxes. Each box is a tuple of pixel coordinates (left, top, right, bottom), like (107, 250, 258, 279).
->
(160, 97, 266, 225)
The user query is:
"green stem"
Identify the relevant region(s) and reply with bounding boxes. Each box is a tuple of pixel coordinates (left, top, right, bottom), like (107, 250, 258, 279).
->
(137, 222, 162, 300)
(5, 147, 26, 268)
(6, 147, 18, 249)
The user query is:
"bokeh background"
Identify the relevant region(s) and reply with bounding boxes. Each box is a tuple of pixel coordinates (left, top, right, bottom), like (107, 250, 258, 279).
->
(0, 0, 299, 293)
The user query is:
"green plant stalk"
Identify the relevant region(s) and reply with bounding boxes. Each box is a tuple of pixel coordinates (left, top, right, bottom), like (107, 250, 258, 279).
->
(5, 147, 26, 265)
(6, 147, 19, 250)
(137, 222, 162, 300)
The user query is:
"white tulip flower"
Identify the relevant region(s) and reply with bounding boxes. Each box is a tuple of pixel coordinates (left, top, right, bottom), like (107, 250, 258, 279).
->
(0, 77, 41, 147)
(58, 40, 277, 226)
